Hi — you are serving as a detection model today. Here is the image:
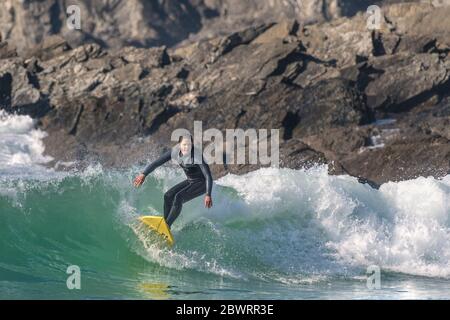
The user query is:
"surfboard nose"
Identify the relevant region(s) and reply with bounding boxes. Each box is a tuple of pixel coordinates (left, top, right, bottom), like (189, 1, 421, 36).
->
(139, 216, 174, 246)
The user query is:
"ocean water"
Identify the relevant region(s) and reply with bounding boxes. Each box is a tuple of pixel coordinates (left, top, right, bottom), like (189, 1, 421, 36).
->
(0, 110, 449, 300)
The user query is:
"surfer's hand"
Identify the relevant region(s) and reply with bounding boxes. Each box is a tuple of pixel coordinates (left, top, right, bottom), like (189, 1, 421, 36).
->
(204, 195, 212, 209)
(133, 174, 146, 188)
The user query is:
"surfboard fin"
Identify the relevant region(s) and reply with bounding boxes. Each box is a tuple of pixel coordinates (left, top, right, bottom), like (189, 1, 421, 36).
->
(139, 216, 174, 246)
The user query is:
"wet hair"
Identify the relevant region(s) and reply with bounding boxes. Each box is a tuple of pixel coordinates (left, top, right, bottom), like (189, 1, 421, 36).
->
(178, 134, 194, 144)
(178, 134, 195, 162)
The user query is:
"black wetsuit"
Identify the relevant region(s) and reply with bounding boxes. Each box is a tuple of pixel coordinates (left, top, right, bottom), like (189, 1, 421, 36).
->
(142, 149, 213, 227)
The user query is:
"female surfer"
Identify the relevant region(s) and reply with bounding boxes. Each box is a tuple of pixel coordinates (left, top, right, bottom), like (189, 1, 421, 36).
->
(133, 135, 213, 228)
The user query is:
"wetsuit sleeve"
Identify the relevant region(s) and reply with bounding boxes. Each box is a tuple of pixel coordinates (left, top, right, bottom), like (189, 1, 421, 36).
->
(199, 161, 213, 196)
(142, 150, 172, 177)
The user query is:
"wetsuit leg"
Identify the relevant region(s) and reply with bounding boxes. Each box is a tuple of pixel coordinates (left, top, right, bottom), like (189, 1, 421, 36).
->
(164, 180, 190, 221)
(166, 180, 206, 227)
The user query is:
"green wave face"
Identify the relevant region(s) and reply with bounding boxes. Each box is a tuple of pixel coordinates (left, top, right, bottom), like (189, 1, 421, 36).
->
(1, 165, 450, 299)
(0, 166, 336, 299)
(0, 170, 144, 299)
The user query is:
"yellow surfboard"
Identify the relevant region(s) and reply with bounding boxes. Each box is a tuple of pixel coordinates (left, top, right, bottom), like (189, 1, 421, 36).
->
(139, 216, 174, 246)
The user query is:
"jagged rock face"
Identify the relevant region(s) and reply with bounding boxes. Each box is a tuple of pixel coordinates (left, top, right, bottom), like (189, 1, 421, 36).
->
(0, 0, 206, 54)
(0, 0, 449, 185)
(193, 0, 341, 38)
(0, 0, 389, 54)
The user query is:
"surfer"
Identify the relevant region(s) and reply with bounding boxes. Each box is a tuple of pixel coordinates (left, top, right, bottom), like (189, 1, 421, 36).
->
(133, 135, 213, 228)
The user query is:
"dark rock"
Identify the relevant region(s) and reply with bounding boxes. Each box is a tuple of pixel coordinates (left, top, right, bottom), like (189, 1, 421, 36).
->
(285, 78, 372, 136)
(0, 1, 448, 186)
(365, 53, 450, 112)
(26, 36, 72, 61)
(0, 40, 17, 60)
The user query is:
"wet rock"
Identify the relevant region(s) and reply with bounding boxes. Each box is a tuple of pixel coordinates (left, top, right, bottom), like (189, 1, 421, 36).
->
(0, 1, 448, 186)
(365, 53, 450, 112)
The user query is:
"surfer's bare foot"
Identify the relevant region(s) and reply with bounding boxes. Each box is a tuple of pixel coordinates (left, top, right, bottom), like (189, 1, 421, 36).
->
(133, 174, 146, 187)
(204, 195, 213, 209)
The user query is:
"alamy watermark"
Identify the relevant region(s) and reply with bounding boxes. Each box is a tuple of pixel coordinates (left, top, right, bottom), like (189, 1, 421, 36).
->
(170, 121, 280, 167)
(366, 1, 450, 32)
(366, 5, 382, 31)
(66, 5, 81, 30)
(366, 265, 381, 290)
(66, 265, 81, 290)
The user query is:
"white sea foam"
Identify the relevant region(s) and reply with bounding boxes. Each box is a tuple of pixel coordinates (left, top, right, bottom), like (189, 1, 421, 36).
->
(216, 167, 450, 279)
(2, 110, 449, 282)
(0, 111, 53, 171)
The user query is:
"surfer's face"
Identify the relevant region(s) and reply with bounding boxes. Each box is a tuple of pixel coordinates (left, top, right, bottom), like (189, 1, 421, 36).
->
(180, 138, 192, 156)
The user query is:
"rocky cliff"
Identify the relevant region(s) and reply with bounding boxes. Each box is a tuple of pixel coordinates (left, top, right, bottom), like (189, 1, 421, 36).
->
(0, 0, 449, 186)
(0, 0, 394, 53)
